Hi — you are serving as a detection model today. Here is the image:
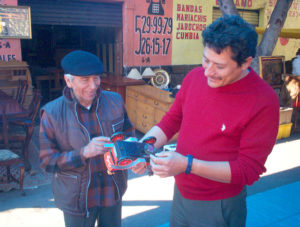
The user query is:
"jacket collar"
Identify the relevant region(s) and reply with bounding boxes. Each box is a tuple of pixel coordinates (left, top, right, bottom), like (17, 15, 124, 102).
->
(62, 86, 102, 109)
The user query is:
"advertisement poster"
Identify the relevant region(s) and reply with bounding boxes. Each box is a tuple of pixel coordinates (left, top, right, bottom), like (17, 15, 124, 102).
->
(0, 0, 21, 62)
(172, 0, 211, 65)
(123, 0, 300, 66)
(123, 0, 211, 67)
(124, 0, 173, 66)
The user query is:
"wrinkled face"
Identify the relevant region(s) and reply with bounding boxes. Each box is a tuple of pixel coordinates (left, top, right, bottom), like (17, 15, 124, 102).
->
(202, 47, 252, 88)
(65, 75, 101, 107)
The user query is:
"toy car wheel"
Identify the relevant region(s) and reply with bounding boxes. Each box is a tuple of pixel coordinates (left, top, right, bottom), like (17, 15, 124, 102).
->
(142, 136, 156, 144)
(118, 158, 133, 167)
(111, 132, 125, 142)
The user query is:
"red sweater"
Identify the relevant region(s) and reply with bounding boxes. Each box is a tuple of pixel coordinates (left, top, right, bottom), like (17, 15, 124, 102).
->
(157, 67, 279, 200)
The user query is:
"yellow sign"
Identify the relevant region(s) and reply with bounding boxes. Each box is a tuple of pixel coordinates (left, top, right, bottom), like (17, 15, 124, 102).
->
(172, 0, 212, 65)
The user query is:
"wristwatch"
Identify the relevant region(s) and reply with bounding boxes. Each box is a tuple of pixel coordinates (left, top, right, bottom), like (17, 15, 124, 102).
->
(185, 155, 193, 175)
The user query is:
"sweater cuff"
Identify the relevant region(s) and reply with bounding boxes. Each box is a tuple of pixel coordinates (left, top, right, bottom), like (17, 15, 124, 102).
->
(79, 147, 88, 165)
(156, 122, 175, 141)
(229, 161, 241, 185)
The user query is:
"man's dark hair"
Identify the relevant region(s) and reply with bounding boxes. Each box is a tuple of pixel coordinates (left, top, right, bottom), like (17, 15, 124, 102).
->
(202, 15, 258, 66)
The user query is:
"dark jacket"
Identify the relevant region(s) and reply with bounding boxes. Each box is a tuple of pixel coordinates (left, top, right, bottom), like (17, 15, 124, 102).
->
(40, 87, 133, 216)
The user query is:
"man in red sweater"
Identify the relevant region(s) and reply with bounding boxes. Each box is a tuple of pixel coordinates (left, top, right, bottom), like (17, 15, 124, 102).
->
(132, 15, 279, 226)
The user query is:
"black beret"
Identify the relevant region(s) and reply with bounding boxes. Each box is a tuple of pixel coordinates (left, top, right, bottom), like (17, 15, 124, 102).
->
(61, 50, 104, 76)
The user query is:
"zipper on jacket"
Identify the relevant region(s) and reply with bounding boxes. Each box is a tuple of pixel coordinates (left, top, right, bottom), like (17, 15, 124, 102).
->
(55, 172, 78, 179)
(111, 175, 121, 201)
(85, 163, 91, 218)
(95, 99, 121, 202)
(112, 119, 124, 133)
(95, 98, 104, 135)
(74, 103, 91, 218)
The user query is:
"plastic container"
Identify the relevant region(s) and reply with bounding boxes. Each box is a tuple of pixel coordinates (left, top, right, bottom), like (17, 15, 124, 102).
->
(279, 107, 293, 124)
(277, 123, 293, 139)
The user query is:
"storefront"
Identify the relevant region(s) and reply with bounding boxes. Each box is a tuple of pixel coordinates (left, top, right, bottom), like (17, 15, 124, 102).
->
(0, 0, 300, 80)
(18, 0, 123, 76)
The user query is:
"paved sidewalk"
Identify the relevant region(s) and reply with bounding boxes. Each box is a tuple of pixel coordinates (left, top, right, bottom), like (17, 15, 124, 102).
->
(156, 181, 300, 227)
(247, 181, 300, 227)
(156, 134, 300, 227)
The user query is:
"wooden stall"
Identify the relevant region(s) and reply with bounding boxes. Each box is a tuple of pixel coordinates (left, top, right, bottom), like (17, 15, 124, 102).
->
(101, 76, 145, 102)
(126, 84, 178, 141)
(0, 60, 33, 107)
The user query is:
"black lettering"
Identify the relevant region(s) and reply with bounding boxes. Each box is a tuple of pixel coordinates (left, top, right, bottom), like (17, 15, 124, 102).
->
(5, 42, 10, 48)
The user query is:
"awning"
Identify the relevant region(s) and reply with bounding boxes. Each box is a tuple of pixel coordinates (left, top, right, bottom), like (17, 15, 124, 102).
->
(18, 0, 123, 27)
(256, 27, 300, 39)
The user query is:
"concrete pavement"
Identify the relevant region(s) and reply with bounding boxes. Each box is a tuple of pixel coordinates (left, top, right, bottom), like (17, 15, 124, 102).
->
(0, 132, 300, 227)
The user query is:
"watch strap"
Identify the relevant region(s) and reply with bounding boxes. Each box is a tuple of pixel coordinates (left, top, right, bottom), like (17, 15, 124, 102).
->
(185, 154, 193, 175)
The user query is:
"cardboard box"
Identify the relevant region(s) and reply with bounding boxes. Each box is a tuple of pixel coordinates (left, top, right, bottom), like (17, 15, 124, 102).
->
(279, 107, 293, 124)
(277, 123, 293, 140)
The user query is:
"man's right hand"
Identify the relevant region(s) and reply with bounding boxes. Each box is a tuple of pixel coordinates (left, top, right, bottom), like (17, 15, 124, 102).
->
(83, 136, 111, 159)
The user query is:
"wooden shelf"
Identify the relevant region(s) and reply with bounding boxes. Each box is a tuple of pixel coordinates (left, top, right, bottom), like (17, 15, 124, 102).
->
(126, 85, 176, 138)
(101, 75, 145, 101)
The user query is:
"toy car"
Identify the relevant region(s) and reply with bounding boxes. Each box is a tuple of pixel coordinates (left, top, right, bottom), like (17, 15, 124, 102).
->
(104, 132, 157, 175)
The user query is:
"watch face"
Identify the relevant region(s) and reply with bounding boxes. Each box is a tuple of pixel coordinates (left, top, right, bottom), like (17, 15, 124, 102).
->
(150, 69, 170, 89)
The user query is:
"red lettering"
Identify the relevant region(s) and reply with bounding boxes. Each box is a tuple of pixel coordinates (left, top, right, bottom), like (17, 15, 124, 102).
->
(184, 23, 188, 30)
(177, 4, 203, 13)
(186, 5, 190, 12)
(176, 32, 200, 40)
(216, 0, 252, 8)
(241, 0, 246, 7)
(269, 0, 277, 7)
(248, 0, 252, 7)
(182, 5, 185, 12)
(180, 14, 184, 21)
(198, 6, 202, 13)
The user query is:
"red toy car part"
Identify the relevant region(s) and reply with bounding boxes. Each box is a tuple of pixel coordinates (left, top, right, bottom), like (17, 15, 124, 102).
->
(104, 133, 157, 175)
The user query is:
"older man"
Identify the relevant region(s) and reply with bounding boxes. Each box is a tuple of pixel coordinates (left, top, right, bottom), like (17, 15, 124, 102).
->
(40, 50, 133, 227)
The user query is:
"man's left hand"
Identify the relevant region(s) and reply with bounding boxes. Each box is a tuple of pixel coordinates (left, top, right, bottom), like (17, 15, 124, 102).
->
(131, 162, 147, 174)
(150, 151, 187, 178)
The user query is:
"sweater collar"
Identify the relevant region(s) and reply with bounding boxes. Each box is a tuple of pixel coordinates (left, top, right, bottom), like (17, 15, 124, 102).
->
(212, 67, 257, 92)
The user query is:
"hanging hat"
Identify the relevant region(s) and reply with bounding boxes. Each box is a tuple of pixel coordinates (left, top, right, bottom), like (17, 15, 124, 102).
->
(61, 50, 104, 76)
(126, 68, 142, 80)
(142, 67, 155, 78)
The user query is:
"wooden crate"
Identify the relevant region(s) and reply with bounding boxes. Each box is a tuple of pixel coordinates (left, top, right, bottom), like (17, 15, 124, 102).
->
(279, 107, 293, 124)
(126, 85, 178, 142)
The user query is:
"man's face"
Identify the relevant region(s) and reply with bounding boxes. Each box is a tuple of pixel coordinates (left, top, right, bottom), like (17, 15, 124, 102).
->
(65, 75, 101, 107)
(202, 47, 251, 88)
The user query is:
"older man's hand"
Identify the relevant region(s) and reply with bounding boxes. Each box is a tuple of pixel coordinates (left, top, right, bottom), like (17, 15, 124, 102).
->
(83, 136, 111, 159)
